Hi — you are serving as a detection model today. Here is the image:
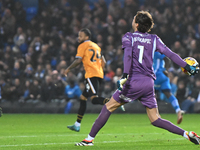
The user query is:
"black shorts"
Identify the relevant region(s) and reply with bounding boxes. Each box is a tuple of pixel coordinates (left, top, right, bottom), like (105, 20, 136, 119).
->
(82, 77, 102, 98)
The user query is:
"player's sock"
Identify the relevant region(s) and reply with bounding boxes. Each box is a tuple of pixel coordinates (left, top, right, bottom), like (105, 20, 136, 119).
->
(183, 131, 189, 140)
(151, 118, 185, 135)
(75, 121, 81, 127)
(77, 100, 87, 123)
(168, 95, 181, 113)
(92, 97, 109, 105)
(85, 134, 94, 141)
(89, 105, 111, 138)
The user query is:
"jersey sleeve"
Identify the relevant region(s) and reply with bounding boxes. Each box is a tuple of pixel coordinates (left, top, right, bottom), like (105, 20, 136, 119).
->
(122, 32, 132, 74)
(75, 44, 85, 59)
(122, 32, 132, 50)
(155, 35, 186, 67)
(154, 51, 165, 59)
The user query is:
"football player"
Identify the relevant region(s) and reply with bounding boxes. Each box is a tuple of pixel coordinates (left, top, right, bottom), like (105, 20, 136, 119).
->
(65, 28, 109, 132)
(75, 11, 200, 146)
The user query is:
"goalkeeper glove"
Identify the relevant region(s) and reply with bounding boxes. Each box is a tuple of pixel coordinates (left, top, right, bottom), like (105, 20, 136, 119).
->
(117, 73, 129, 91)
(184, 64, 199, 76)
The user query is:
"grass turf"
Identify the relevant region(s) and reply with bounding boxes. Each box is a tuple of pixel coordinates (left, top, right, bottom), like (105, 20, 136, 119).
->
(0, 113, 200, 150)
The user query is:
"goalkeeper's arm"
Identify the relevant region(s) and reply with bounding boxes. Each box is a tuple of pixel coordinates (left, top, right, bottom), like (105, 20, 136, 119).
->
(117, 46, 132, 91)
(117, 73, 129, 91)
(184, 64, 199, 76)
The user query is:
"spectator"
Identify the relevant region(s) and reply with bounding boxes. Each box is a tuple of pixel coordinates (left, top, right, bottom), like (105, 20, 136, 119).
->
(1, 78, 13, 102)
(44, 63, 52, 76)
(23, 64, 34, 81)
(187, 39, 198, 56)
(181, 78, 200, 113)
(19, 80, 30, 103)
(51, 70, 66, 101)
(13, 1, 26, 28)
(13, 27, 26, 47)
(171, 41, 186, 59)
(30, 37, 43, 66)
(101, 82, 113, 98)
(10, 61, 21, 79)
(64, 78, 82, 114)
(11, 78, 24, 102)
(93, 0, 107, 22)
(0, 77, 6, 102)
(113, 46, 123, 69)
(104, 65, 115, 82)
(40, 75, 55, 103)
(2, 0, 15, 12)
(113, 67, 122, 84)
(108, 0, 122, 22)
(27, 78, 41, 103)
(58, 17, 71, 37)
(176, 80, 187, 104)
(34, 64, 45, 81)
(1, 8, 16, 36)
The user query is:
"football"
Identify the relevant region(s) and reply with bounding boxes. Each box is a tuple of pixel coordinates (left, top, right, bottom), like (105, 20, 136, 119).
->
(181, 57, 199, 75)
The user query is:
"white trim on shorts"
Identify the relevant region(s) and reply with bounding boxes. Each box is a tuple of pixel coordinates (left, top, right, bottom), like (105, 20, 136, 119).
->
(86, 78, 96, 94)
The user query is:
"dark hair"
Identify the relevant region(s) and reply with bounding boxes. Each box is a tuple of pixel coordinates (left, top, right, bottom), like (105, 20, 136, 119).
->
(135, 11, 154, 33)
(80, 28, 91, 40)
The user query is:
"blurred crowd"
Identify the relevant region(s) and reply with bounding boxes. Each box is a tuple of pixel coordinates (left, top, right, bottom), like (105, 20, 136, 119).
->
(0, 0, 200, 113)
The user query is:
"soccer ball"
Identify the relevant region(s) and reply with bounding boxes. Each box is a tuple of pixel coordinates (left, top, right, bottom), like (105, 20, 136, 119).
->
(181, 57, 199, 75)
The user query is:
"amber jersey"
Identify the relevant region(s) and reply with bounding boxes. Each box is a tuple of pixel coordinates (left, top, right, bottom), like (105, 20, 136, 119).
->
(75, 40, 104, 79)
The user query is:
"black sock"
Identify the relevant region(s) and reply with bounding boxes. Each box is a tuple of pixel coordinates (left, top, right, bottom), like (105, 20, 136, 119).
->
(77, 100, 87, 123)
(92, 97, 109, 105)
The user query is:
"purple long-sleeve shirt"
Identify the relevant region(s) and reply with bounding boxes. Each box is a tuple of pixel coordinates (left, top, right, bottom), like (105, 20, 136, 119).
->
(122, 31, 187, 79)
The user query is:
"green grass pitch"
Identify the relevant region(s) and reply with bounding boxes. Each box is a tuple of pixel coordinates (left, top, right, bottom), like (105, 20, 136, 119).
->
(0, 113, 200, 150)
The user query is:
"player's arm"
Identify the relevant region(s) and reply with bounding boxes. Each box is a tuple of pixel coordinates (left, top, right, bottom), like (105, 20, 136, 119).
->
(65, 44, 85, 76)
(117, 33, 132, 91)
(65, 58, 82, 76)
(101, 55, 106, 69)
(156, 36, 199, 76)
(163, 57, 170, 76)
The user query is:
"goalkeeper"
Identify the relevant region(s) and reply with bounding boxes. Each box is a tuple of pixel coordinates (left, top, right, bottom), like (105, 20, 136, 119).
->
(75, 11, 200, 146)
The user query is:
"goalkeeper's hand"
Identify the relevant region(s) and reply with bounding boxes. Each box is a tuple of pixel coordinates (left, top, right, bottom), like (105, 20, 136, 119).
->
(184, 64, 199, 76)
(117, 73, 129, 91)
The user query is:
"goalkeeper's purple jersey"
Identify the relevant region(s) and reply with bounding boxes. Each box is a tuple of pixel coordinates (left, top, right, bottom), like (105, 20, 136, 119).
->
(122, 31, 187, 80)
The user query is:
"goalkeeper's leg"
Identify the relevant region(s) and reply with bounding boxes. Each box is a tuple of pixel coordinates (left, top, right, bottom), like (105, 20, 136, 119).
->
(75, 97, 122, 146)
(147, 107, 200, 145)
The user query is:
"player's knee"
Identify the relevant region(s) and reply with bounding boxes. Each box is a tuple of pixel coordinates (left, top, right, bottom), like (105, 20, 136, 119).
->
(90, 95, 97, 100)
(80, 95, 87, 101)
(106, 98, 121, 112)
(162, 89, 171, 97)
(90, 95, 98, 104)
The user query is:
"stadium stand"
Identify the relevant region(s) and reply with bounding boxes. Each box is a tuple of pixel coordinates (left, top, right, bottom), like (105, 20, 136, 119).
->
(0, 0, 200, 113)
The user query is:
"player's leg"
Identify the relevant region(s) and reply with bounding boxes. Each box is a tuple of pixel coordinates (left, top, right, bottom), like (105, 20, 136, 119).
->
(162, 89, 181, 113)
(67, 94, 87, 132)
(144, 77, 199, 145)
(162, 89, 184, 124)
(91, 95, 125, 111)
(75, 96, 124, 146)
(91, 95, 110, 105)
(89, 77, 125, 111)
(160, 74, 184, 124)
(88, 77, 110, 105)
(146, 107, 200, 145)
(67, 77, 108, 132)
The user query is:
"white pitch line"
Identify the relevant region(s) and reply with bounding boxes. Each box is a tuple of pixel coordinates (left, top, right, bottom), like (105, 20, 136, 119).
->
(0, 138, 185, 148)
(0, 142, 75, 147)
(0, 132, 161, 138)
